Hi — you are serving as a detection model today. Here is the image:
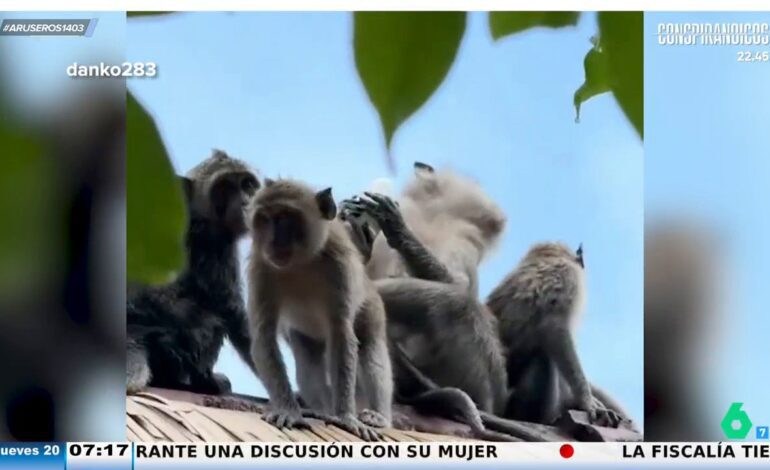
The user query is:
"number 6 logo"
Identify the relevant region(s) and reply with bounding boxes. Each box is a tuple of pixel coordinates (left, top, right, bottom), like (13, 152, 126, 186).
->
(721, 402, 753, 439)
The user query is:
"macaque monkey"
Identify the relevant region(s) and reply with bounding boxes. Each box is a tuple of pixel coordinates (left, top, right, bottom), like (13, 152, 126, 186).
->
(246, 179, 392, 441)
(488, 242, 621, 426)
(127, 150, 259, 394)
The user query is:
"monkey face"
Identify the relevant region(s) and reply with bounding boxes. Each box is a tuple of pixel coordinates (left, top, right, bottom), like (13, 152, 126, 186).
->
(250, 181, 336, 270)
(403, 162, 506, 245)
(252, 207, 309, 269)
(208, 170, 260, 236)
(184, 151, 260, 237)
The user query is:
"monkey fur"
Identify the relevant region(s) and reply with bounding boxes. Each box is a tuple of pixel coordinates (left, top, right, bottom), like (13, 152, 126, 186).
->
(487, 242, 623, 426)
(246, 179, 392, 442)
(342, 162, 508, 414)
(126, 150, 260, 395)
(338, 162, 533, 442)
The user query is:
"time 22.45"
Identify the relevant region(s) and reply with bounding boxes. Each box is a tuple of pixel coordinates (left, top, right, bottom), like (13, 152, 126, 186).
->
(737, 51, 770, 62)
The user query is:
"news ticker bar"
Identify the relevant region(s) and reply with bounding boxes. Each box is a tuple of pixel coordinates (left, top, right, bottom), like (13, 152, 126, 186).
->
(2, 442, 770, 468)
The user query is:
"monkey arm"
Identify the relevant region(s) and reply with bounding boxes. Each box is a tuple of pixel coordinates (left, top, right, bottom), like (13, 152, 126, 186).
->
(340, 216, 375, 263)
(225, 309, 260, 379)
(544, 324, 593, 411)
(389, 224, 456, 284)
(251, 311, 297, 410)
(328, 313, 359, 418)
(348, 192, 455, 284)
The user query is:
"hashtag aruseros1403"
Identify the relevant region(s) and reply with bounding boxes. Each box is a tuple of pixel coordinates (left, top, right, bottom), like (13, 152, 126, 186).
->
(67, 62, 158, 78)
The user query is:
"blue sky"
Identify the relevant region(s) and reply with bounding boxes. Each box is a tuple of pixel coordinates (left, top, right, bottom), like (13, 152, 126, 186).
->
(127, 11, 644, 423)
(646, 12, 770, 435)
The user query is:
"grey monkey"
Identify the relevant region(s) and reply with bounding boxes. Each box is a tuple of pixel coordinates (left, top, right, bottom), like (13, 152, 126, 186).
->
(342, 163, 510, 420)
(487, 242, 623, 426)
(246, 179, 392, 442)
(127, 150, 260, 394)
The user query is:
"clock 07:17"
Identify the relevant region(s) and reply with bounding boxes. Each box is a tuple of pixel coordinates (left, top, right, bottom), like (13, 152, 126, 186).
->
(68, 443, 130, 457)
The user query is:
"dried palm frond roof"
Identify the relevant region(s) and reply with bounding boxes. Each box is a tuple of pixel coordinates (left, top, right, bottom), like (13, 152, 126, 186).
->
(126, 388, 642, 443)
(127, 389, 471, 442)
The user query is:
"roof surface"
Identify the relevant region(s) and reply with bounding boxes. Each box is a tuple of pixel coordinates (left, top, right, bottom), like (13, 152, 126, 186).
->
(126, 388, 642, 443)
(127, 390, 470, 442)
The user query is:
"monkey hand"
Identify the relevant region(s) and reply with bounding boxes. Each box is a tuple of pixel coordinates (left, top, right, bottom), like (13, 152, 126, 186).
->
(263, 403, 311, 430)
(340, 212, 376, 262)
(589, 396, 622, 428)
(338, 413, 383, 442)
(344, 192, 406, 249)
(579, 396, 621, 428)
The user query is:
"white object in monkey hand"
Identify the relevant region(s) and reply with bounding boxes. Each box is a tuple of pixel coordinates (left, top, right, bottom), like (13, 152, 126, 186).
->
(369, 178, 394, 197)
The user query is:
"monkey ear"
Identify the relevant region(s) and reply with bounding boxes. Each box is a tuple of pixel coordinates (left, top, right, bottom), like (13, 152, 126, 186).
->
(178, 176, 194, 202)
(576, 243, 584, 268)
(481, 213, 506, 241)
(414, 162, 438, 194)
(315, 187, 337, 220)
(414, 161, 435, 176)
(212, 148, 229, 160)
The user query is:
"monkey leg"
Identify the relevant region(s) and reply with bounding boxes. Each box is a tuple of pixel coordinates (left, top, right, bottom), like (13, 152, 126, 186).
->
(127, 339, 151, 393)
(185, 369, 233, 395)
(356, 333, 393, 426)
(286, 330, 332, 413)
(378, 277, 507, 412)
(129, 325, 202, 393)
(392, 343, 527, 442)
(211, 373, 232, 393)
(544, 326, 621, 426)
(504, 352, 560, 424)
(506, 354, 622, 428)
(393, 344, 482, 430)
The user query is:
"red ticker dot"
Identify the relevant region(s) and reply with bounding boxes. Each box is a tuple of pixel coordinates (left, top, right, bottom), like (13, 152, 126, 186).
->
(560, 444, 574, 459)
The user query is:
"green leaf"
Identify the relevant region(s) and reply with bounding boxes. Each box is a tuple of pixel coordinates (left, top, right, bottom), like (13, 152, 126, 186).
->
(354, 12, 466, 154)
(126, 92, 187, 285)
(489, 12, 580, 40)
(0, 122, 55, 300)
(574, 36, 611, 123)
(599, 12, 643, 138)
(127, 11, 174, 18)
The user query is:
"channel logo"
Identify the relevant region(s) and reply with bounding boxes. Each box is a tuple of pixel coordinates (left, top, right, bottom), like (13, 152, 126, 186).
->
(721, 402, 768, 439)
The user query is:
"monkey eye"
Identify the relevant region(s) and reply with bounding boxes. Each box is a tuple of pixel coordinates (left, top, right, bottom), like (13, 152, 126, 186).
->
(241, 176, 259, 194)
